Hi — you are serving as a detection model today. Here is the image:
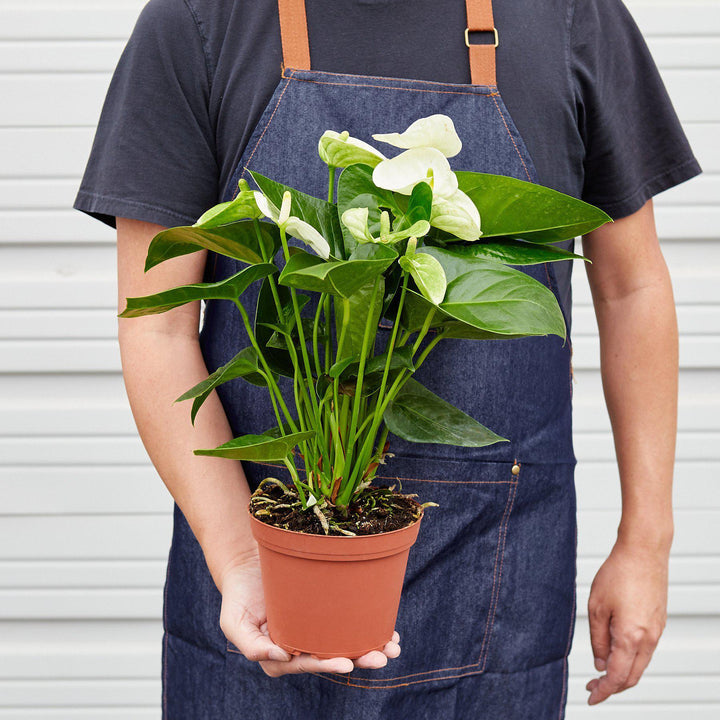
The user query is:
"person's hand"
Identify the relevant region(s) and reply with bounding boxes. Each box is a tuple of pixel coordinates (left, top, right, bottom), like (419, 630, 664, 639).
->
(218, 547, 402, 677)
(585, 536, 670, 705)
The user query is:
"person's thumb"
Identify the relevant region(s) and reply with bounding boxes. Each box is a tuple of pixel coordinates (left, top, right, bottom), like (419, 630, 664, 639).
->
(232, 614, 292, 663)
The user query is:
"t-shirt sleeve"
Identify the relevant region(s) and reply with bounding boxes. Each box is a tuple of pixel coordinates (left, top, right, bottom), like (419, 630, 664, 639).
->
(571, 0, 702, 219)
(73, 0, 218, 229)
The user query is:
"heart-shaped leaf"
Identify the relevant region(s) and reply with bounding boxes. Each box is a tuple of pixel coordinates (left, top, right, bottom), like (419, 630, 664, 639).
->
(144, 221, 280, 270)
(455, 172, 611, 242)
(384, 378, 508, 446)
(279, 245, 396, 298)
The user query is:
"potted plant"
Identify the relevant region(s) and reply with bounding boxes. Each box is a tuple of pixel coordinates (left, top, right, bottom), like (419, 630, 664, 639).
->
(120, 114, 610, 660)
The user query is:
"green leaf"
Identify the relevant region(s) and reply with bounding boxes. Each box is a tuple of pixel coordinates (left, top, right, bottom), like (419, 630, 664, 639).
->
(447, 238, 590, 265)
(441, 267, 566, 339)
(337, 164, 401, 255)
(144, 221, 280, 270)
(455, 172, 612, 242)
(400, 289, 525, 339)
(194, 430, 315, 461)
(249, 170, 343, 258)
(399, 252, 447, 305)
(176, 347, 270, 424)
(278, 244, 396, 298)
(119, 263, 276, 318)
(384, 378, 508, 447)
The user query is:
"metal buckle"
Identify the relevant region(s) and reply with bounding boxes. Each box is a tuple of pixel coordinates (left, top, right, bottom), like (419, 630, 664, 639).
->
(464, 27, 499, 48)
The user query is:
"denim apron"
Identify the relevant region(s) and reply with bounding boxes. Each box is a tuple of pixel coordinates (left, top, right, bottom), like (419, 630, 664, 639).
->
(162, 1, 578, 717)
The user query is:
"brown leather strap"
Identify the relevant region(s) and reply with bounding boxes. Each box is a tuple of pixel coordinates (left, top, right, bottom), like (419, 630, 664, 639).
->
(278, 0, 311, 72)
(278, 0, 497, 86)
(466, 0, 497, 86)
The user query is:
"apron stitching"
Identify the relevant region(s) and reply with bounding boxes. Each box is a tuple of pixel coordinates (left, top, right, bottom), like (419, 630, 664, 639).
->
(558, 522, 578, 718)
(236, 70, 296, 188)
(284, 66, 498, 90)
(489, 94, 532, 182)
(479, 474, 518, 669)
(286, 75, 500, 98)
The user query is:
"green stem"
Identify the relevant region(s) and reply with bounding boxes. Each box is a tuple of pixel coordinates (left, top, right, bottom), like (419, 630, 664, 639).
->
(278, 226, 322, 436)
(343, 276, 381, 485)
(233, 300, 297, 432)
(328, 166, 336, 204)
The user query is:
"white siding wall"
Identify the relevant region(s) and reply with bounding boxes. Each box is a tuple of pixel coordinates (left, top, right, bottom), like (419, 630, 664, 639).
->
(0, 0, 717, 716)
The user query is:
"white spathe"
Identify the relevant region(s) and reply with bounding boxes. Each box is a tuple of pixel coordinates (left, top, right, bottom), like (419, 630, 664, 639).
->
(430, 188, 482, 241)
(254, 191, 331, 259)
(372, 114, 462, 158)
(318, 130, 386, 168)
(372, 147, 458, 197)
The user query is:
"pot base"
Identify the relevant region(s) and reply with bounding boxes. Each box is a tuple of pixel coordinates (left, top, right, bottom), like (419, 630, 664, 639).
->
(273, 637, 389, 660)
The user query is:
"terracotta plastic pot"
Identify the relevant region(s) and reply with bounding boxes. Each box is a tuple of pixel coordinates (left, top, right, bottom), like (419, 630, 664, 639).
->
(249, 504, 424, 659)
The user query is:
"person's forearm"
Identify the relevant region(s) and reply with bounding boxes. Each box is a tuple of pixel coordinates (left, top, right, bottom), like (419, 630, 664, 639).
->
(594, 274, 677, 552)
(119, 326, 256, 589)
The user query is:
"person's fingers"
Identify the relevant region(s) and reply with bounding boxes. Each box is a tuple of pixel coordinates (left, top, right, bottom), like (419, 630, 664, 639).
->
(352, 630, 402, 667)
(588, 620, 639, 705)
(587, 596, 611, 671)
(260, 654, 355, 677)
(622, 639, 655, 691)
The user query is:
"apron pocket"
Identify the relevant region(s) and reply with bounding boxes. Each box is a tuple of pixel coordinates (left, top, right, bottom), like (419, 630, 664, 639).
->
(313, 456, 520, 689)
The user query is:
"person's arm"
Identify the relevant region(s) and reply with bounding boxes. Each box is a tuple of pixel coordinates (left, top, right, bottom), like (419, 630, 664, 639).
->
(579, 199, 675, 705)
(116, 217, 400, 675)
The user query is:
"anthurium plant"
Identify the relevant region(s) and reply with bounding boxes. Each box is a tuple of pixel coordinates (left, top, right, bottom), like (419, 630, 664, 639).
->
(120, 114, 610, 530)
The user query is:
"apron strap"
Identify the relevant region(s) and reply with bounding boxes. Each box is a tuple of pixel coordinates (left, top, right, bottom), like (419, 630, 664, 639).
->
(466, 0, 498, 86)
(278, 0, 497, 86)
(278, 0, 311, 72)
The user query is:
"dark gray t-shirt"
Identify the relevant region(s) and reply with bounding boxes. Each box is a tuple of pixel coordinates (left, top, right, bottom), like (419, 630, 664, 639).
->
(74, 0, 701, 230)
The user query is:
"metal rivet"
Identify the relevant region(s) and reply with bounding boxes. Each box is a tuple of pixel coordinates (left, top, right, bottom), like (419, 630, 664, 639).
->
(511, 463, 521, 476)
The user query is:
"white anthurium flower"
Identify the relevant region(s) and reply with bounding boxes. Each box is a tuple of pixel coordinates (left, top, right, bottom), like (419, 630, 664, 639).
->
(399, 237, 447, 305)
(372, 147, 458, 198)
(254, 190, 331, 259)
(341, 207, 430, 245)
(429, 187, 482, 241)
(318, 130, 387, 168)
(372, 114, 462, 158)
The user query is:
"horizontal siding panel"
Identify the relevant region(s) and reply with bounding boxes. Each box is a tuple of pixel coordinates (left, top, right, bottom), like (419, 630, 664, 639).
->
(0, 515, 173, 560)
(628, 0, 720, 36)
(0, 41, 126, 73)
(0, 3, 144, 41)
(0, 560, 166, 588)
(0, 469, 171, 514)
(647, 36, 720, 67)
(0, 679, 157, 708)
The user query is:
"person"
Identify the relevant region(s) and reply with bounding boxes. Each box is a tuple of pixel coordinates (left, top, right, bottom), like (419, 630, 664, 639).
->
(74, 0, 702, 717)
